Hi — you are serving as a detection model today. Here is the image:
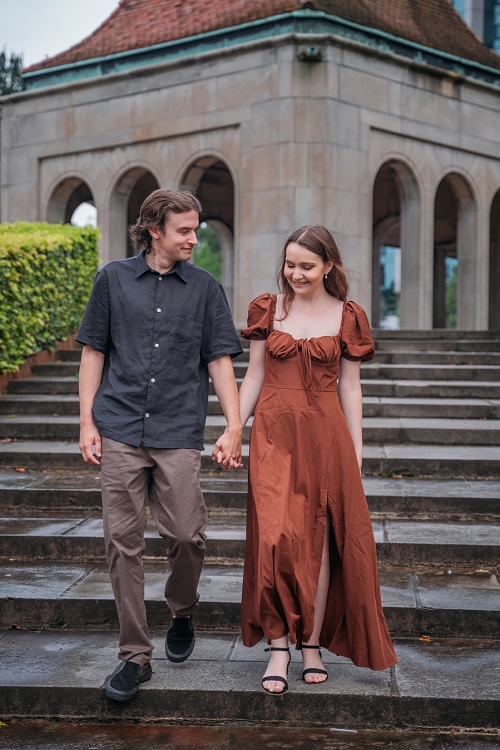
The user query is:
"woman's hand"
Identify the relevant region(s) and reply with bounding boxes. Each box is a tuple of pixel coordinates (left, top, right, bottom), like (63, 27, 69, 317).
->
(212, 426, 243, 470)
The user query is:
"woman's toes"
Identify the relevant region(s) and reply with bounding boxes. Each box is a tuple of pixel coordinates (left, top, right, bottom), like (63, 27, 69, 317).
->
(311, 673, 327, 683)
(264, 679, 283, 693)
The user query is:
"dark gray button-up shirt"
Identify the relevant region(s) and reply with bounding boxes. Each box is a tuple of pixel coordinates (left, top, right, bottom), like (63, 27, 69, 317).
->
(76, 251, 242, 449)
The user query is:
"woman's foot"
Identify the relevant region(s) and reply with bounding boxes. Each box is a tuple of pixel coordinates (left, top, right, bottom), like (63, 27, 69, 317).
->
(301, 643, 328, 684)
(262, 647, 290, 694)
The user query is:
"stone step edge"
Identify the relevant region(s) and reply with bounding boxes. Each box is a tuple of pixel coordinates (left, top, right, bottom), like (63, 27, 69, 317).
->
(2, 484, 499, 519)
(1, 599, 499, 640)
(2, 537, 500, 566)
(2, 678, 500, 730)
(3, 415, 500, 427)
(0, 443, 499, 477)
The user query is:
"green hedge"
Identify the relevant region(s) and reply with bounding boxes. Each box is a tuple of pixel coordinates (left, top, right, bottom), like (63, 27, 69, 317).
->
(0, 222, 99, 373)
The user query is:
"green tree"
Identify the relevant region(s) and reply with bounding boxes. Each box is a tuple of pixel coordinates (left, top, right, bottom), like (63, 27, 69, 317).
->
(0, 50, 26, 96)
(194, 223, 222, 281)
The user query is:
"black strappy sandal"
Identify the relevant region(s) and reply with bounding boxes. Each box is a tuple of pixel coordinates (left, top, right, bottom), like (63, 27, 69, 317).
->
(262, 646, 291, 695)
(301, 644, 328, 684)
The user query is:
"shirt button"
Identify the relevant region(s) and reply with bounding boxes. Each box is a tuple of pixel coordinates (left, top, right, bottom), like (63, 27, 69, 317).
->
(158, 276, 162, 281)
(145, 413, 150, 418)
(154, 343, 159, 348)
(151, 378, 155, 383)
(157, 308, 161, 313)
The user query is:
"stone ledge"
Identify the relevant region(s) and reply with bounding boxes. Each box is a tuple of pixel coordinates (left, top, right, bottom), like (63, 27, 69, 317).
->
(0, 631, 499, 729)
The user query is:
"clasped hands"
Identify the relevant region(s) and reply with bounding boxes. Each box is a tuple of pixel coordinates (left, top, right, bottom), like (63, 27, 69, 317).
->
(212, 425, 243, 470)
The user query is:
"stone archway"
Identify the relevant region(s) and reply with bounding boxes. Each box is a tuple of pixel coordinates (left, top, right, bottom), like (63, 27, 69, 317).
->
(372, 160, 420, 329)
(180, 156, 235, 309)
(109, 167, 160, 261)
(433, 173, 476, 329)
(490, 190, 500, 330)
(47, 176, 95, 225)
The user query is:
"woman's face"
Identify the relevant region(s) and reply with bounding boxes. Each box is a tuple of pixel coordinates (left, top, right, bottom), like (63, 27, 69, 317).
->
(284, 242, 333, 296)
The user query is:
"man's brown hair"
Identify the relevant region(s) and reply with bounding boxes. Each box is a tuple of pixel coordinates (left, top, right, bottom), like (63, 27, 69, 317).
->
(129, 189, 202, 252)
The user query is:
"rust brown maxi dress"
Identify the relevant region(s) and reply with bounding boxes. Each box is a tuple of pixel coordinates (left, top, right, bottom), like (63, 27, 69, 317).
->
(240, 293, 397, 671)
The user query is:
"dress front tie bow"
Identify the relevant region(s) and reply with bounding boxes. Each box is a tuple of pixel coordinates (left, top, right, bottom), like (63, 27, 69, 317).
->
(296, 339, 325, 412)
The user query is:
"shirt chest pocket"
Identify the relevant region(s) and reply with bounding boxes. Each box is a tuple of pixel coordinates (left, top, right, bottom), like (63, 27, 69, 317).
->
(168, 307, 203, 352)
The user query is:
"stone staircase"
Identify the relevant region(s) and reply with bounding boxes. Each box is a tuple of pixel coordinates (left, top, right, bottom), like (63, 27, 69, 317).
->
(0, 330, 499, 731)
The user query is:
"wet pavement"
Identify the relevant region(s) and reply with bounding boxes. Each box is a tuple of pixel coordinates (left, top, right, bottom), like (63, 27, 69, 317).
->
(0, 724, 499, 749)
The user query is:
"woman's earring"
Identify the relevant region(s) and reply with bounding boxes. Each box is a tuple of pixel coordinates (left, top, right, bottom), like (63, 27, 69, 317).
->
(324, 274, 328, 279)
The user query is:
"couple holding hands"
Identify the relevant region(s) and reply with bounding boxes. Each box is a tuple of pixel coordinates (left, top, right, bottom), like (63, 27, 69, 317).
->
(77, 189, 396, 703)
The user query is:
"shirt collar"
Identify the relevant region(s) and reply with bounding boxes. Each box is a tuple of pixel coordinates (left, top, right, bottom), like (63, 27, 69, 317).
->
(134, 250, 189, 282)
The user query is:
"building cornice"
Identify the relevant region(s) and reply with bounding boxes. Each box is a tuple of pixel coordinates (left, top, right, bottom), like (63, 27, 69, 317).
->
(4, 9, 500, 101)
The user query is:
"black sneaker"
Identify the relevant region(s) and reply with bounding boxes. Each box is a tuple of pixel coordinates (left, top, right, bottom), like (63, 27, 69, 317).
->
(165, 615, 195, 663)
(105, 660, 152, 702)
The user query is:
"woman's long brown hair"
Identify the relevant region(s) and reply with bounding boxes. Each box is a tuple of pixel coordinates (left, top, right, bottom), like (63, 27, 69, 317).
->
(277, 225, 349, 320)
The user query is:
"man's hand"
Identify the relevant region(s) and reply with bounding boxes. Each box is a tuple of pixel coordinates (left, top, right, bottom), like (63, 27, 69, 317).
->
(79, 421, 102, 465)
(212, 426, 243, 471)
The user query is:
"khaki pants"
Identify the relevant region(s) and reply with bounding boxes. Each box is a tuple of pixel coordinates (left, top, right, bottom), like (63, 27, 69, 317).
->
(100, 437, 207, 666)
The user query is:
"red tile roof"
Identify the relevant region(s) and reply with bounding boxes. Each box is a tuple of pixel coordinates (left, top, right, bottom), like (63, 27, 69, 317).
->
(24, 0, 500, 74)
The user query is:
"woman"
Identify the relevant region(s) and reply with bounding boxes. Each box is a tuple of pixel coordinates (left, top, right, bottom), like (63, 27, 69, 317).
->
(238, 225, 397, 695)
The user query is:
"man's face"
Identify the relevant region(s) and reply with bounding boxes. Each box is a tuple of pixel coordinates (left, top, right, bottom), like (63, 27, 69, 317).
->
(149, 209, 199, 263)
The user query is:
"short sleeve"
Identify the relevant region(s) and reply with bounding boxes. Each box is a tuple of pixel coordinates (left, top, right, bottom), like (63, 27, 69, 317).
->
(241, 293, 275, 340)
(340, 301, 375, 362)
(75, 269, 111, 355)
(201, 282, 243, 363)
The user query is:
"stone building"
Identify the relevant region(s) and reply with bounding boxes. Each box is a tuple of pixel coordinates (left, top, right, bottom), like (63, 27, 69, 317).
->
(1, 0, 500, 329)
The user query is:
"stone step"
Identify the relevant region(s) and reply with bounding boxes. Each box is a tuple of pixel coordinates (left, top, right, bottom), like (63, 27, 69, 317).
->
(360, 364, 500, 382)
(0, 416, 255, 443)
(55, 347, 251, 364)
(7, 377, 79, 395)
(373, 339, 500, 352)
(8, 376, 500, 400)
(229, 362, 500, 380)
(2, 632, 500, 730)
(26, 360, 500, 381)
(1, 562, 499, 639)
(212, 416, 500, 446)
(0, 395, 80, 415)
(55, 342, 500, 362)
(0, 441, 498, 476)
(1, 515, 499, 567)
(207, 395, 500, 419)
(372, 329, 500, 340)
(362, 397, 500, 419)
(360, 380, 500, 399)
(31, 363, 80, 377)
(374, 351, 500, 365)
(3, 393, 499, 421)
(55, 349, 83, 362)
(361, 418, 500, 446)
(2, 415, 500, 446)
(2, 472, 498, 520)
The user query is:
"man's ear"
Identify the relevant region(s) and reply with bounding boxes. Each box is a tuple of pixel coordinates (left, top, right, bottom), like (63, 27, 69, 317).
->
(148, 226, 162, 240)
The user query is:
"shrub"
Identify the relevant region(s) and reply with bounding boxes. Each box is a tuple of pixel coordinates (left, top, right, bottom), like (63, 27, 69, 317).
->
(0, 222, 99, 373)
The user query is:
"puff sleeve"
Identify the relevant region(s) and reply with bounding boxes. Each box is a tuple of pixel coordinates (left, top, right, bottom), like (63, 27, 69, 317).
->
(340, 301, 375, 362)
(241, 293, 274, 340)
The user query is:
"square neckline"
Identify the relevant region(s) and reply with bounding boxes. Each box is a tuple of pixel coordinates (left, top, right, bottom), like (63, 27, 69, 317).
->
(269, 294, 347, 343)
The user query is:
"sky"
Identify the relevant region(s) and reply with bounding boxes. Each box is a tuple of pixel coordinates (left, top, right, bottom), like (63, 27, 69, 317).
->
(0, 0, 120, 68)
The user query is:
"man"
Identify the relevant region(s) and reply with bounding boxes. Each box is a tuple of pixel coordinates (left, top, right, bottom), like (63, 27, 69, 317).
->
(77, 189, 243, 701)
